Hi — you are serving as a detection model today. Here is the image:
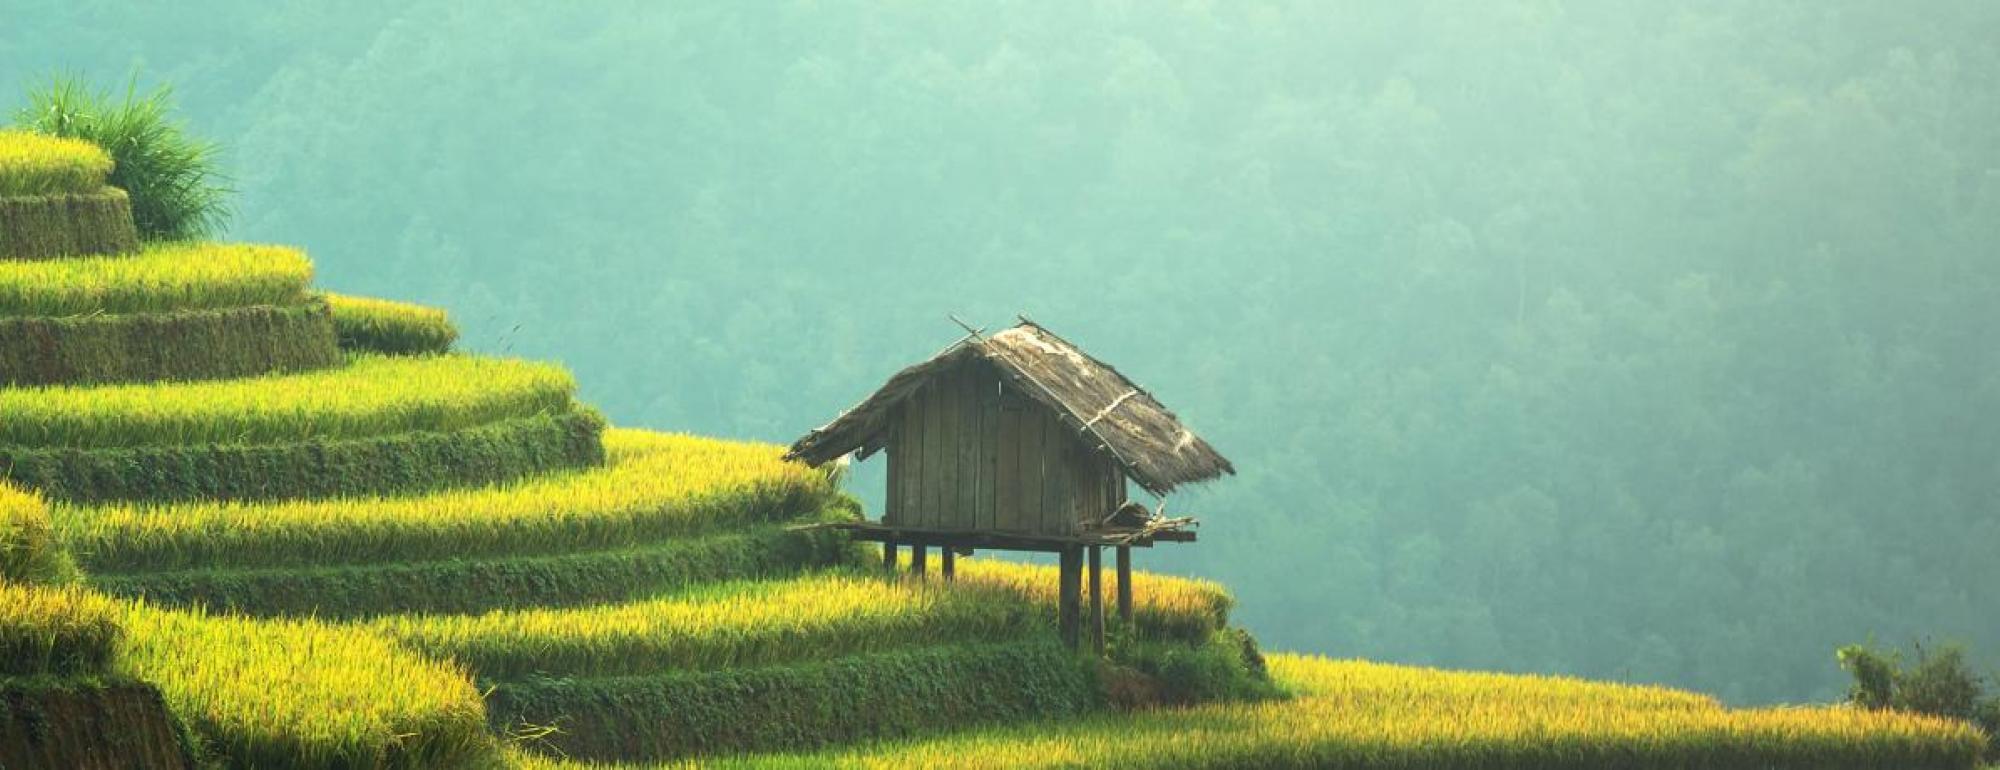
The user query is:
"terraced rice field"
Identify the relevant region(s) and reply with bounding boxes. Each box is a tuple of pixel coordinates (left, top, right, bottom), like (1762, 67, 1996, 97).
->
(509, 654, 1987, 770)
(323, 291, 460, 354)
(366, 565, 1224, 680)
(0, 583, 122, 677)
(118, 603, 493, 769)
(0, 241, 313, 315)
(58, 429, 836, 571)
(2, 133, 1983, 769)
(0, 353, 576, 448)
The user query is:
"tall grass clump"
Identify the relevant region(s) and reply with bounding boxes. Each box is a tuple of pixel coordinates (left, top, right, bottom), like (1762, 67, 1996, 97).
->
(15, 76, 229, 239)
(1841, 641, 2000, 760)
(0, 129, 111, 196)
(324, 293, 459, 355)
(119, 603, 494, 769)
(0, 241, 313, 316)
(0, 353, 576, 449)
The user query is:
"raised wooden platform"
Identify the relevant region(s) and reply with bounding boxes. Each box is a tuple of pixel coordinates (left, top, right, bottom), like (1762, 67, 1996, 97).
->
(796, 518, 1197, 653)
(797, 520, 1195, 554)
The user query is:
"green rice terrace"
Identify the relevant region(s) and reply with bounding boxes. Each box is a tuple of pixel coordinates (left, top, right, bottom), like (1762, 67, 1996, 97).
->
(0, 123, 1989, 770)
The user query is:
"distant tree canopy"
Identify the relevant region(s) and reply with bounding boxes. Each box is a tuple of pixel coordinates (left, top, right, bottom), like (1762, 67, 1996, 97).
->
(9, 0, 1995, 704)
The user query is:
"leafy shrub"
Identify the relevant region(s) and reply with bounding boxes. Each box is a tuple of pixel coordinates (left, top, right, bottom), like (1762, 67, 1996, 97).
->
(1839, 641, 1999, 759)
(324, 292, 459, 355)
(1104, 627, 1282, 708)
(15, 76, 229, 240)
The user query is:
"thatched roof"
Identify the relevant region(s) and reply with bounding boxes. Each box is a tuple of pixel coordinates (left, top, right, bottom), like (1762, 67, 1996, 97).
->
(785, 320, 1234, 497)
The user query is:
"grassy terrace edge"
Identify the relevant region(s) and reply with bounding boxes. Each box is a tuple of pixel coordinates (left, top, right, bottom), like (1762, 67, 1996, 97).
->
(366, 571, 1086, 680)
(0, 298, 341, 386)
(325, 292, 459, 355)
(92, 525, 856, 618)
(517, 654, 1985, 770)
(4, 408, 605, 505)
(119, 603, 494, 770)
(0, 583, 121, 678)
(59, 429, 837, 572)
(0, 130, 112, 196)
(498, 641, 1095, 763)
(0, 187, 139, 259)
(0, 241, 312, 315)
(0, 353, 576, 449)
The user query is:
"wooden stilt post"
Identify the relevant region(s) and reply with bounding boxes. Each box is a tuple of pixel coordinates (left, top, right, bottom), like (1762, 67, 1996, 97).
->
(911, 543, 928, 577)
(1058, 547, 1082, 649)
(883, 540, 898, 573)
(1116, 545, 1133, 626)
(941, 548, 956, 581)
(1088, 545, 1105, 655)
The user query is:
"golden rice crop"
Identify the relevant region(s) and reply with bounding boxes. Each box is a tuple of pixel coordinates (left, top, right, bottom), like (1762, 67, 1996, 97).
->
(365, 563, 1226, 682)
(0, 583, 121, 677)
(368, 572, 1041, 680)
(119, 602, 494, 769)
(0, 241, 313, 316)
(59, 429, 832, 571)
(0, 481, 75, 584)
(0, 130, 112, 196)
(0, 353, 576, 449)
(919, 554, 1234, 640)
(680, 654, 1985, 770)
(324, 292, 459, 354)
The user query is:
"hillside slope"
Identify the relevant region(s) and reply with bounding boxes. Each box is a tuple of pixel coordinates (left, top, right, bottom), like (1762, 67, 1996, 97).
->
(0, 129, 1985, 769)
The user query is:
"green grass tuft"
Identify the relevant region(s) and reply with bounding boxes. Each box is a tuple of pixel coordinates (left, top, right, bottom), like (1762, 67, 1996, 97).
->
(15, 76, 230, 240)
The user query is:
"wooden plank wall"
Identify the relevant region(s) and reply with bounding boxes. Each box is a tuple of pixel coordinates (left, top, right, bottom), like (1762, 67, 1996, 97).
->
(886, 361, 1130, 536)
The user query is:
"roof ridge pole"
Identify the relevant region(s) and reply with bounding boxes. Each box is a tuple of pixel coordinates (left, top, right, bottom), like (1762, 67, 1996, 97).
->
(949, 314, 988, 341)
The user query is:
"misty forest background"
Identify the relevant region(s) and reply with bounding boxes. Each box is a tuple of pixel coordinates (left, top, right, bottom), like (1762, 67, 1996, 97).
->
(7, 1, 1996, 705)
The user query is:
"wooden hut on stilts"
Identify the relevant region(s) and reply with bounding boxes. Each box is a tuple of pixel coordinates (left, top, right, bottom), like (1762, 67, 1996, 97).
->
(785, 318, 1235, 652)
